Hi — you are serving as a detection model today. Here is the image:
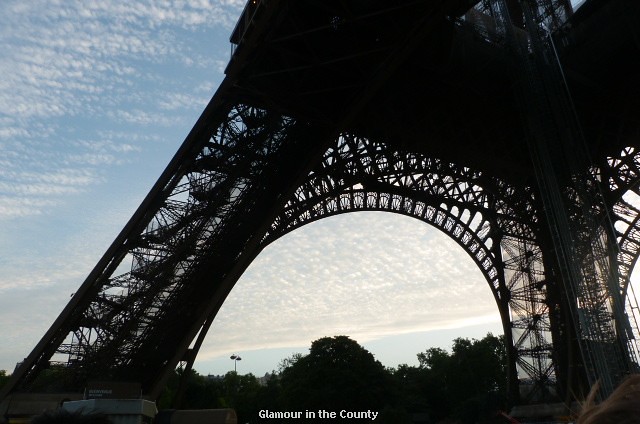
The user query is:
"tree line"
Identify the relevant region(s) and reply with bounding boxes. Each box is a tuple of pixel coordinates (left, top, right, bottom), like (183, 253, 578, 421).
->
(0, 333, 507, 423)
(158, 333, 507, 423)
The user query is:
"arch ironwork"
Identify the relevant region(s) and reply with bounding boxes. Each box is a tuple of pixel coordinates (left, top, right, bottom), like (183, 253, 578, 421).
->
(2, 0, 640, 413)
(262, 132, 556, 403)
(4, 104, 640, 405)
(606, 147, 640, 346)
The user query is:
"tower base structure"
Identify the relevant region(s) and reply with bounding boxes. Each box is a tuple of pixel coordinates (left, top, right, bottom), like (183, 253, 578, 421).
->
(63, 399, 156, 424)
(0, 397, 155, 424)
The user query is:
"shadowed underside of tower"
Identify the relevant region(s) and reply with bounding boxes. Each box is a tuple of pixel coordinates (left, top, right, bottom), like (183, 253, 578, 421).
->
(2, 0, 640, 409)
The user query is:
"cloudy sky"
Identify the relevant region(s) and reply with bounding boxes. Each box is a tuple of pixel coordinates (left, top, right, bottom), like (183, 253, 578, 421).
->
(0, 0, 515, 378)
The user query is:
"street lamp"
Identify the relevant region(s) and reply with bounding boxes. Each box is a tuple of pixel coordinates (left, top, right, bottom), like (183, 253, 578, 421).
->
(230, 354, 242, 372)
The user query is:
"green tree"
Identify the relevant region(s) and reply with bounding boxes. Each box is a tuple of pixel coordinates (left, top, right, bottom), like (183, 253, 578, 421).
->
(393, 364, 442, 421)
(417, 346, 449, 369)
(222, 371, 263, 424)
(413, 333, 508, 424)
(157, 368, 276, 423)
(155, 333, 506, 424)
(254, 372, 282, 414)
(443, 334, 507, 401)
(157, 369, 226, 410)
(0, 370, 10, 391)
(183, 371, 225, 409)
(279, 336, 398, 414)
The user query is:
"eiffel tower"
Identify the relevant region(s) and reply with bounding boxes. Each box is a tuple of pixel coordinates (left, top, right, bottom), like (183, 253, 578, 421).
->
(2, 0, 640, 410)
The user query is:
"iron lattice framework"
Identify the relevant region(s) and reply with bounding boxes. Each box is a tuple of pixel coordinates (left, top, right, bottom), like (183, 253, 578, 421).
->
(2, 0, 640, 408)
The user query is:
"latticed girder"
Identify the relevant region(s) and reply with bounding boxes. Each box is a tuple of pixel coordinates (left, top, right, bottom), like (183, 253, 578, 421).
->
(267, 134, 539, 241)
(264, 134, 539, 295)
(3, 104, 335, 397)
(259, 126, 640, 404)
(262, 133, 565, 403)
(3, 0, 640, 410)
(5, 116, 640, 406)
(606, 147, 640, 362)
(501, 236, 556, 402)
(483, 0, 636, 397)
(463, 0, 573, 46)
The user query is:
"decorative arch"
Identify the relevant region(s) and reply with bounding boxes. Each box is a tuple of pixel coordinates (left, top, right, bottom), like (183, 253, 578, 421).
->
(607, 147, 640, 292)
(266, 191, 501, 299)
(0, 104, 571, 404)
(605, 147, 640, 354)
(261, 132, 555, 402)
(263, 133, 535, 294)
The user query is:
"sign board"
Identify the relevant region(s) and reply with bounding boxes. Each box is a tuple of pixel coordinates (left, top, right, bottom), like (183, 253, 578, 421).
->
(85, 381, 141, 399)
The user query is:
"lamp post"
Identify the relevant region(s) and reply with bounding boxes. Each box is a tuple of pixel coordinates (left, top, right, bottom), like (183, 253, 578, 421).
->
(230, 354, 242, 372)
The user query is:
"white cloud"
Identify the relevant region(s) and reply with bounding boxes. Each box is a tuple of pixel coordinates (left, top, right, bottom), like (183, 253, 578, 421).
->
(0, 0, 503, 377)
(158, 92, 208, 111)
(0, 0, 239, 372)
(0, 0, 237, 221)
(0, 197, 57, 219)
(198, 212, 500, 361)
(0, 0, 236, 123)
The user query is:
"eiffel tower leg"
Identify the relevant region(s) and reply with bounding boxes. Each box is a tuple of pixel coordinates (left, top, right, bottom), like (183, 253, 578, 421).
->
(0, 103, 336, 400)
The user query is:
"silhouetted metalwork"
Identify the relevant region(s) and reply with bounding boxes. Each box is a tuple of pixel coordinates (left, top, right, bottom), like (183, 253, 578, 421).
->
(2, 0, 640, 409)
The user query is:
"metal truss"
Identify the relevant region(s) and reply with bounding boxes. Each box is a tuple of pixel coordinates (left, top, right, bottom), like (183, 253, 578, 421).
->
(461, 0, 573, 46)
(3, 0, 640, 410)
(262, 132, 559, 403)
(10, 118, 640, 404)
(606, 147, 640, 361)
(2, 103, 323, 399)
(396, 0, 640, 401)
(265, 133, 510, 294)
(501, 236, 556, 403)
(3, 111, 562, 404)
(483, 0, 636, 397)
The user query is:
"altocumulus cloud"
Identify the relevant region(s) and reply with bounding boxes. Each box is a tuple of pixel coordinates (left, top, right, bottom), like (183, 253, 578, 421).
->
(198, 212, 500, 360)
(0, 0, 241, 219)
(0, 1, 502, 375)
(0, 0, 243, 371)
